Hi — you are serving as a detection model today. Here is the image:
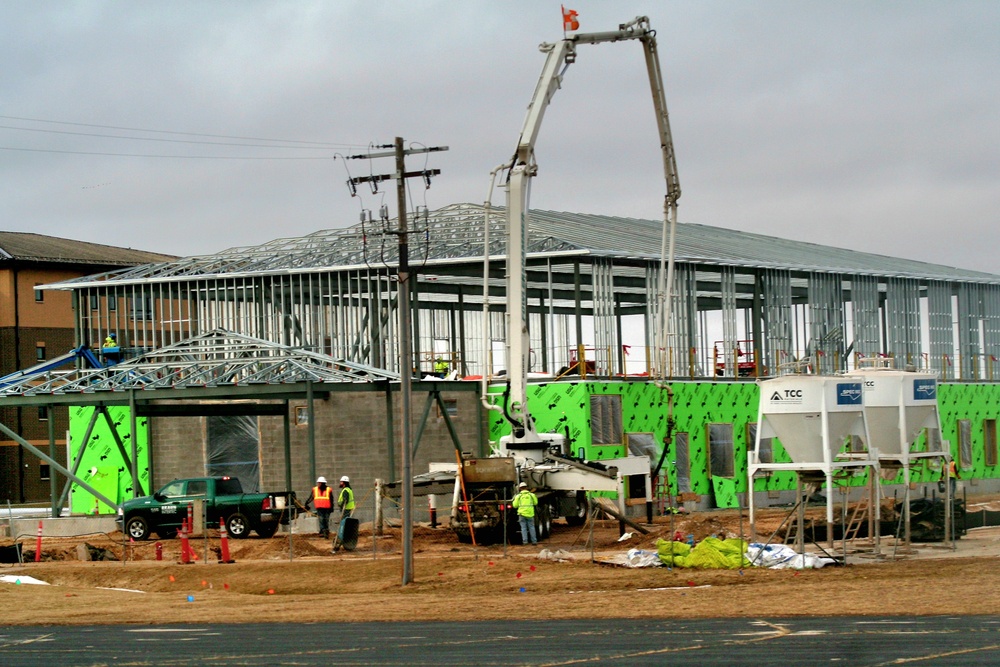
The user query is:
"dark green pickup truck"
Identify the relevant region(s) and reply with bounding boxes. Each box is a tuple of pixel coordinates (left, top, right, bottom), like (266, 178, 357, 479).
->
(116, 476, 295, 540)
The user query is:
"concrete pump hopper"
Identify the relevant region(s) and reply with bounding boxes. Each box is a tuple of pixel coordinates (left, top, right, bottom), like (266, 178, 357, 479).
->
(755, 375, 867, 466)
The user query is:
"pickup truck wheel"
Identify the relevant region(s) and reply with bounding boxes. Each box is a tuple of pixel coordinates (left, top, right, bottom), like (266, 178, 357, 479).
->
(255, 523, 279, 538)
(125, 516, 150, 541)
(226, 513, 251, 539)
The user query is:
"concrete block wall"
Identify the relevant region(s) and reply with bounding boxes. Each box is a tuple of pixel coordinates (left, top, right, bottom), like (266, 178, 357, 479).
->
(260, 389, 483, 522)
(144, 389, 484, 524)
(148, 416, 206, 488)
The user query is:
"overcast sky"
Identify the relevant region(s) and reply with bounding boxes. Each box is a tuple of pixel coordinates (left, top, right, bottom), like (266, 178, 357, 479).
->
(1, 1, 997, 274)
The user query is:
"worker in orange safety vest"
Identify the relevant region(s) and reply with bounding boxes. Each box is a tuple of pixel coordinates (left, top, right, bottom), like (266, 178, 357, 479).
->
(306, 476, 335, 538)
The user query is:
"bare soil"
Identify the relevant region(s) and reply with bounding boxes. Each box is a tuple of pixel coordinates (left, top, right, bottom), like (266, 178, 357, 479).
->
(2, 506, 998, 626)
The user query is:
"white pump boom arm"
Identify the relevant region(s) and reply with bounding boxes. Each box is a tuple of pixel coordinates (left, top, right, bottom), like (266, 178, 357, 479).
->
(502, 16, 681, 447)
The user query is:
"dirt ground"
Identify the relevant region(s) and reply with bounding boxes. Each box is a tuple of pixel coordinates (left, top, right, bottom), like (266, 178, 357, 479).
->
(2, 504, 999, 626)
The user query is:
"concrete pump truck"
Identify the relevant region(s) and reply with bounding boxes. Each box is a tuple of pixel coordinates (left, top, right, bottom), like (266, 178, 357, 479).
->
(449, 15, 682, 545)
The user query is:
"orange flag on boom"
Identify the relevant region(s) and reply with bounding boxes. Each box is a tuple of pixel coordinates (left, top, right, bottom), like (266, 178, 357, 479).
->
(562, 6, 580, 32)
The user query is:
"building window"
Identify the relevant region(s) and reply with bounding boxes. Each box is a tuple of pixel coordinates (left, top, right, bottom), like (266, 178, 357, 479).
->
(986, 419, 998, 467)
(294, 406, 309, 426)
(747, 423, 773, 464)
(36, 343, 46, 361)
(34, 287, 44, 302)
(924, 427, 942, 452)
(130, 295, 153, 321)
(38, 407, 48, 422)
(958, 419, 973, 469)
(108, 295, 117, 311)
(707, 423, 735, 478)
(626, 432, 657, 461)
(674, 432, 691, 493)
(40, 464, 50, 481)
(437, 399, 458, 418)
(89, 294, 99, 310)
(591, 395, 623, 445)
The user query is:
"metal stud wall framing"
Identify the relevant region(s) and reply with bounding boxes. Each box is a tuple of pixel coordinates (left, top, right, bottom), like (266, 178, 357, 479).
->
(50, 203, 1000, 385)
(807, 273, 846, 374)
(761, 269, 793, 374)
(592, 259, 617, 377)
(957, 283, 983, 380)
(885, 278, 922, 367)
(719, 267, 738, 377)
(850, 275, 881, 359)
(983, 285, 1000, 378)
(926, 281, 954, 378)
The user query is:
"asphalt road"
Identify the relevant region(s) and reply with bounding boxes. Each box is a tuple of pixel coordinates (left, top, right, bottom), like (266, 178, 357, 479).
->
(1, 617, 998, 666)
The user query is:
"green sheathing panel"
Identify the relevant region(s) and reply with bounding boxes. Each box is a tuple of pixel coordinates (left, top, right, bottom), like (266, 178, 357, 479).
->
(68, 407, 150, 514)
(488, 381, 762, 506)
(488, 380, 999, 504)
(938, 383, 1000, 483)
(667, 382, 759, 503)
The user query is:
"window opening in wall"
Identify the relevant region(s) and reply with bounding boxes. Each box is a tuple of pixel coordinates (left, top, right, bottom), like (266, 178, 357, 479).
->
(295, 406, 309, 426)
(34, 287, 44, 303)
(924, 427, 942, 452)
(89, 294, 99, 310)
(591, 395, 623, 445)
(746, 423, 773, 464)
(130, 295, 153, 321)
(40, 464, 50, 481)
(108, 295, 117, 311)
(626, 432, 657, 462)
(958, 419, 973, 469)
(707, 423, 735, 478)
(986, 419, 998, 467)
(437, 399, 458, 418)
(38, 407, 48, 422)
(674, 432, 691, 493)
(36, 343, 46, 361)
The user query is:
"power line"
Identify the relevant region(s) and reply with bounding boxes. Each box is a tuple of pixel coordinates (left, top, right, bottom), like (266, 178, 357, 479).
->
(0, 114, 358, 148)
(0, 145, 336, 160)
(0, 123, 347, 150)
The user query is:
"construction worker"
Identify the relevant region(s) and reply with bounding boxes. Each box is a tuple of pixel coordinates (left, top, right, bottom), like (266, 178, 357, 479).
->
(338, 475, 355, 519)
(512, 482, 538, 546)
(102, 332, 121, 364)
(306, 476, 334, 538)
(433, 357, 449, 378)
(948, 459, 960, 495)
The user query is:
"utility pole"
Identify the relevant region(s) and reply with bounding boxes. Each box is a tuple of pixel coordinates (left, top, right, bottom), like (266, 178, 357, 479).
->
(347, 137, 447, 586)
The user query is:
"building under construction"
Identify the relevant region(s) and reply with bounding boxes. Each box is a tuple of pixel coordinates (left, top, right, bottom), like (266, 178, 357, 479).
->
(11, 203, 1000, 519)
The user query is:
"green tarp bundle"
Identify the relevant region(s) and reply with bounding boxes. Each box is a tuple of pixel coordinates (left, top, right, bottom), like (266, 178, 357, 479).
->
(656, 536, 750, 569)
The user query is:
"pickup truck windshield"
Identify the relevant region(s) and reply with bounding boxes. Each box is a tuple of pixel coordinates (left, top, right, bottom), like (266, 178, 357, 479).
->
(216, 478, 244, 495)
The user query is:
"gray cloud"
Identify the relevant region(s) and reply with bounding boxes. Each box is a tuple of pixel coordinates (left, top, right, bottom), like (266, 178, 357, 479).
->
(1, 1, 997, 273)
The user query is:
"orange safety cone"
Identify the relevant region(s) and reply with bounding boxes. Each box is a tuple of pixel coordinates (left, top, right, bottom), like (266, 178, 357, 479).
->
(34, 520, 43, 563)
(218, 519, 234, 564)
(179, 519, 192, 565)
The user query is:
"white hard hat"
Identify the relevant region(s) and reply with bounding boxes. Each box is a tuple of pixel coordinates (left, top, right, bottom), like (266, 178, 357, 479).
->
(340, 475, 350, 483)
(518, 482, 527, 488)
(316, 476, 327, 484)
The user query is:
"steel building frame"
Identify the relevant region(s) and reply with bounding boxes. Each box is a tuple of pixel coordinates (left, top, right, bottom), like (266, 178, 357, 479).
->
(42, 203, 1000, 383)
